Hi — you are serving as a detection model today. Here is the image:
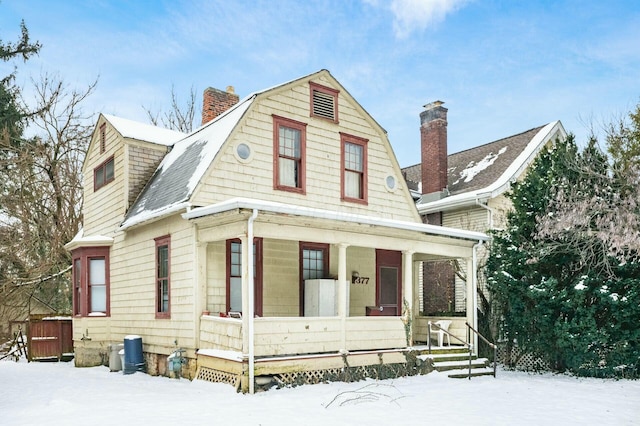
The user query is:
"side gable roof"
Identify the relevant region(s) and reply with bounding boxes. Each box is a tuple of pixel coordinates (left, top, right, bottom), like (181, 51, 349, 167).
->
(102, 113, 184, 146)
(408, 120, 566, 214)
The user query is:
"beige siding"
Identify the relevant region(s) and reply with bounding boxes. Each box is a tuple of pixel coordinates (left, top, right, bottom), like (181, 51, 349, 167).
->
(106, 215, 196, 353)
(442, 206, 489, 233)
(344, 246, 376, 316)
(206, 241, 226, 314)
(82, 120, 126, 236)
(262, 239, 300, 317)
(193, 75, 419, 223)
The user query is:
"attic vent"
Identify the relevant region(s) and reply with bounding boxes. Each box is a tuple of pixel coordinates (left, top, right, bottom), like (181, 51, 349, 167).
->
(313, 90, 335, 120)
(310, 82, 338, 123)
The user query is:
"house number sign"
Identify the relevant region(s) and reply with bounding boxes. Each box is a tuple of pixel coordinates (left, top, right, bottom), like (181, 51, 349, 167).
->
(352, 277, 370, 285)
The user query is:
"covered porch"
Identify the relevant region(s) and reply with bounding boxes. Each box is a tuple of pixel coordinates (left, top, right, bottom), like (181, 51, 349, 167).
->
(184, 198, 487, 392)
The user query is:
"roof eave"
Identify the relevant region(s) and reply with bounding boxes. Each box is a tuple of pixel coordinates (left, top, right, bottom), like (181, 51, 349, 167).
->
(184, 197, 489, 242)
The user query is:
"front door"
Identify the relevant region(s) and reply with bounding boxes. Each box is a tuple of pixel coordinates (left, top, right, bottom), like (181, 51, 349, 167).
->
(376, 249, 402, 316)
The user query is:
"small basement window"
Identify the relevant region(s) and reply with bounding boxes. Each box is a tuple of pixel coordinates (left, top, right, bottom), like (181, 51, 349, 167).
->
(310, 82, 339, 123)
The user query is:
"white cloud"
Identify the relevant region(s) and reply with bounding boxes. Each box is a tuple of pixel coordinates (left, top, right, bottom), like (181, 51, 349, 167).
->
(390, 0, 469, 38)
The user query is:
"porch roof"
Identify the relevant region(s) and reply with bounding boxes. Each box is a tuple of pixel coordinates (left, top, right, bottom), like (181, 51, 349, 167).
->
(183, 197, 489, 242)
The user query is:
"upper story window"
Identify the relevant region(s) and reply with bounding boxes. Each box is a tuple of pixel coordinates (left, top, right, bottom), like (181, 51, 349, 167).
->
(310, 82, 339, 123)
(340, 133, 368, 204)
(155, 235, 171, 319)
(273, 115, 306, 194)
(71, 246, 110, 317)
(99, 123, 106, 153)
(94, 156, 114, 191)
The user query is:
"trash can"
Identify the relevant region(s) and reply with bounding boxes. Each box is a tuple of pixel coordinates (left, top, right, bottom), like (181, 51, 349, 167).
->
(109, 343, 124, 372)
(123, 335, 145, 374)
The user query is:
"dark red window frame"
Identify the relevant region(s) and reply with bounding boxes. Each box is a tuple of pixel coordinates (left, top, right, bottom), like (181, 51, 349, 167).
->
(94, 155, 115, 191)
(226, 238, 263, 316)
(340, 132, 368, 205)
(309, 82, 339, 123)
(155, 235, 171, 319)
(298, 242, 330, 316)
(71, 246, 110, 317)
(273, 115, 306, 194)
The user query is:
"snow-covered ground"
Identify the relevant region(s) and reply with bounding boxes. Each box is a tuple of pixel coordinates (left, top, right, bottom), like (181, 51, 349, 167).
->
(1, 360, 638, 425)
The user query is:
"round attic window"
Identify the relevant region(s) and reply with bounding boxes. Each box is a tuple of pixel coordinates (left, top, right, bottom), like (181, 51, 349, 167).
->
(237, 143, 251, 160)
(385, 175, 397, 192)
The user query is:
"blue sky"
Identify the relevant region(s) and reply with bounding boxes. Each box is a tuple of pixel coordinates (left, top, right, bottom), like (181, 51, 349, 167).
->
(1, 0, 639, 167)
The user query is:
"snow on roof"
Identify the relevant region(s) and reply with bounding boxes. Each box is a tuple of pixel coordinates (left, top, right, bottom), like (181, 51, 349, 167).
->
(416, 120, 566, 214)
(452, 146, 508, 186)
(120, 95, 256, 229)
(103, 114, 184, 146)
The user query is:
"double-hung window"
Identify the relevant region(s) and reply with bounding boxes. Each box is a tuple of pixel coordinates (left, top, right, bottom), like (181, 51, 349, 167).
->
(299, 242, 329, 315)
(71, 247, 110, 317)
(155, 236, 170, 319)
(273, 115, 306, 194)
(340, 133, 368, 204)
(226, 238, 263, 316)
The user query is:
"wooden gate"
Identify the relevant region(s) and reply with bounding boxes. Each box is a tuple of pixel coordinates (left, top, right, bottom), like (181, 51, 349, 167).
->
(27, 316, 73, 361)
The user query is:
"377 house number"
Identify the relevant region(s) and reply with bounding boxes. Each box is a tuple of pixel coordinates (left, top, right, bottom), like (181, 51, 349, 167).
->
(352, 277, 369, 285)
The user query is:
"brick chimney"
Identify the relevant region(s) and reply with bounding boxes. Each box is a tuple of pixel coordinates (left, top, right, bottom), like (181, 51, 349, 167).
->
(420, 100, 448, 194)
(420, 100, 448, 225)
(201, 86, 239, 125)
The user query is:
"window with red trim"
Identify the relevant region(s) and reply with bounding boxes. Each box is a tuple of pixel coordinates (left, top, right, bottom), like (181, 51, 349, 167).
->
(273, 115, 306, 194)
(309, 82, 339, 123)
(299, 242, 329, 316)
(340, 133, 368, 204)
(94, 156, 114, 191)
(155, 235, 170, 318)
(226, 238, 263, 316)
(71, 247, 110, 317)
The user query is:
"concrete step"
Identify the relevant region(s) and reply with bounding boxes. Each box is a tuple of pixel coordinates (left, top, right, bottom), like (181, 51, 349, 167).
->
(447, 367, 496, 379)
(431, 358, 489, 372)
(420, 352, 476, 363)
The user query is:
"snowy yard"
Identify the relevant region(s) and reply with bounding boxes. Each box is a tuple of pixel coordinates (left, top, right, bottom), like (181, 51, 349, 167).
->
(1, 360, 638, 425)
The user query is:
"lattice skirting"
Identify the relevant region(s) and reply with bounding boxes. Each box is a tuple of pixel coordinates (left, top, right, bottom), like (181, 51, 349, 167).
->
(497, 344, 550, 371)
(197, 366, 241, 388)
(273, 362, 420, 388)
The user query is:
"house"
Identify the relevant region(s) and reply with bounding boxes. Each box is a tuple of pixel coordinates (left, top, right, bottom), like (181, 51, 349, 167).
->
(402, 101, 567, 316)
(65, 70, 488, 392)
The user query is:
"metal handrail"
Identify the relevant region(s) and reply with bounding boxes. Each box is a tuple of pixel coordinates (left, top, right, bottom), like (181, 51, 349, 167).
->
(466, 321, 497, 378)
(427, 320, 497, 379)
(428, 321, 474, 379)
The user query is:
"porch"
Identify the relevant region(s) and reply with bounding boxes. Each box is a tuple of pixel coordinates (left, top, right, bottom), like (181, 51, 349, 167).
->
(184, 199, 487, 392)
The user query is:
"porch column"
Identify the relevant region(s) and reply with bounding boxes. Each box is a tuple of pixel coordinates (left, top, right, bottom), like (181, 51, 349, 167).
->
(466, 256, 478, 352)
(194, 241, 207, 348)
(337, 243, 349, 351)
(240, 235, 249, 355)
(402, 250, 414, 347)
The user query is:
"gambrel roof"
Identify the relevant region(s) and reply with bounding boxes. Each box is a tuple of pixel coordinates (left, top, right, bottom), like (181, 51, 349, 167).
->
(119, 69, 392, 230)
(120, 96, 255, 228)
(403, 121, 566, 214)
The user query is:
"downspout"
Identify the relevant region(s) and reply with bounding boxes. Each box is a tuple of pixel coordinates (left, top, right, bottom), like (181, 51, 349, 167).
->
(471, 239, 484, 353)
(475, 198, 494, 230)
(247, 209, 258, 394)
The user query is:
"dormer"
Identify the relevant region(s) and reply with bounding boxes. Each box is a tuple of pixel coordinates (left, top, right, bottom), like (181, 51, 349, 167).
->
(81, 114, 183, 235)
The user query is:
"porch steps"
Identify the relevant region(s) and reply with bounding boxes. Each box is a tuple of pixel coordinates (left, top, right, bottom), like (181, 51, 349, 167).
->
(417, 347, 494, 379)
